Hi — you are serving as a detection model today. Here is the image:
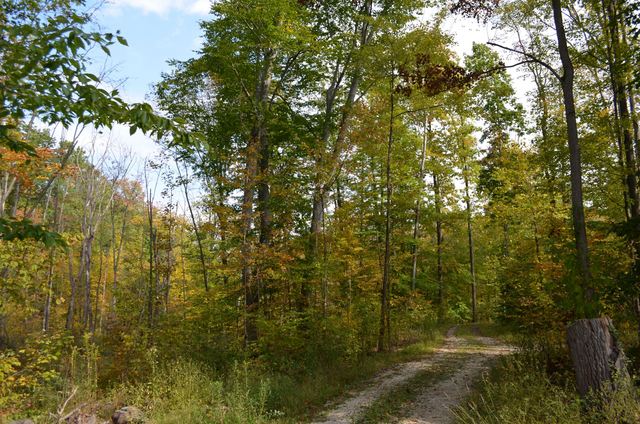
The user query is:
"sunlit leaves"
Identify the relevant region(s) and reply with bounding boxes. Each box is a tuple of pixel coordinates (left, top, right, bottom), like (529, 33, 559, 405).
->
(0, 218, 66, 247)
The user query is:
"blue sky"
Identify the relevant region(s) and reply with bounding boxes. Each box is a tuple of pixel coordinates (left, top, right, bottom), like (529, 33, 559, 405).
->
(77, 1, 517, 164)
(94, 0, 210, 103)
(73, 1, 212, 162)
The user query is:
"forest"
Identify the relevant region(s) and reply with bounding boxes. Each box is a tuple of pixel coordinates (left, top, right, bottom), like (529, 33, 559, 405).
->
(3, 0, 640, 422)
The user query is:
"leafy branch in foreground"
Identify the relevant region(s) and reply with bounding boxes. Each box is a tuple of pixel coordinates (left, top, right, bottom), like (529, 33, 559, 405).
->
(0, 0, 197, 244)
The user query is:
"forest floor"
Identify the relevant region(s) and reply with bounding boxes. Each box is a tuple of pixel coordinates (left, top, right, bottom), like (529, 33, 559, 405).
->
(311, 326, 512, 424)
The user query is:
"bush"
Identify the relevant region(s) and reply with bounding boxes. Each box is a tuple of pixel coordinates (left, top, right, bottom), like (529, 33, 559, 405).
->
(455, 352, 582, 424)
(456, 333, 640, 424)
(111, 360, 272, 424)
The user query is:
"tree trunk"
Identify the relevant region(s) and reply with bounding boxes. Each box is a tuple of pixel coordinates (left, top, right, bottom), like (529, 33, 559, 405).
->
(110, 199, 127, 313)
(411, 117, 428, 291)
(10, 180, 19, 218)
(306, 1, 372, 308)
(146, 188, 155, 328)
(257, 48, 276, 249)
(434, 172, 444, 321)
(0, 172, 16, 217)
(567, 317, 628, 397)
(378, 70, 394, 353)
(66, 249, 76, 331)
(552, 0, 593, 311)
(242, 47, 276, 346)
(179, 165, 209, 291)
(464, 167, 477, 323)
(241, 136, 259, 344)
(603, 0, 640, 341)
(43, 250, 54, 332)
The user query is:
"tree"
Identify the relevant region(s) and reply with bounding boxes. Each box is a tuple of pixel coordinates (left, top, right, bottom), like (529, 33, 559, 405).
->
(0, 0, 192, 246)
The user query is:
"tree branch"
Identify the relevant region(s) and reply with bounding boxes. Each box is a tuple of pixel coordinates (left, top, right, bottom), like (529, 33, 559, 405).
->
(487, 41, 562, 81)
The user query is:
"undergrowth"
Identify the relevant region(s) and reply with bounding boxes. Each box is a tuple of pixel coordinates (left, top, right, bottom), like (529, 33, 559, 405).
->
(455, 328, 640, 424)
(112, 325, 445, 424)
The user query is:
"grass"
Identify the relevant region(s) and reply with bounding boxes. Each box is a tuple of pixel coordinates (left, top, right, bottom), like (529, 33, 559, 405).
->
(98, 323, 450, 424)
(354, 333, 489, 423)
(454, 327, 640, 424)
(453, 354, 582, 424)
(454, 322, 517, 345)
(271, 324, 448, 422)
(355, 357, 463, 423)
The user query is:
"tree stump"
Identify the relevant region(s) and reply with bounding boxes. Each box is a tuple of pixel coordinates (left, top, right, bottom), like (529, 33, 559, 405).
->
(566, 317, 628, 397)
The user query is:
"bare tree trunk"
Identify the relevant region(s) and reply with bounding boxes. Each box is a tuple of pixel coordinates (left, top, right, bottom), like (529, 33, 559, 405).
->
(434, 172, 444, 321)
(242, 47, 276, 345)
(43, 184, 61, 333)
(411, 117, 428, 291)
(567, 318, 628, 397)
(110, 199, 128, 312)
(148, 204, 155, 328)
(92, 245, 104, 333)
(552, 0, 626, 398)
(10, 179, 20, 218)
(144, 167, 157, 329)
(66, 249, 76, 331)
(81, 230, 94, 330)
(603, 0, 640, 341)
(464, 166, 477, 323)
(178, 218, 189, 309)
(43, 250, 55, 332)
(0, 172, 16, 217)
(378, 71, 394, 352)
(241, 137, 259, 344)
(178, 165, 209, 291)
(216, 184, 230, 285)
(553, 0, 593, 308)
(80, 170, 96, 331)
(306, 1, 373, 308)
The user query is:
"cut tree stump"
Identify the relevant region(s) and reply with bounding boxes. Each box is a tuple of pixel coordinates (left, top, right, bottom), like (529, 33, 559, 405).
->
(566, 317, 628, 397)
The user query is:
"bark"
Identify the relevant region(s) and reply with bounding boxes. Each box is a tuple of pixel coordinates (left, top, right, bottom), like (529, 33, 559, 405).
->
(146, 185, 155, 328)
(464, 167, 477, 323)
(378, 71, 394, 352)
(552, 0, 593, 310)
(434, 172, 444, 321)
(43, 250, 54, 332)
(241, 138, 259, 344)
(0, 172, 16, 217)
(411, 117, 429, 291)
(607, 2, 639, 219)
(603, 0, 640, 339)
(92, 245, 104, 333)
(216, 184, 230, 285)
(65, 249, 76, 331)
(306, 0, 373, 307)
(78, 170, 95, 331)
(179, 166, 209, 291)
(567, 317, 628, 397)
(257, 119, 272, 246)
(10, 180, 19, 218)
(43, 184, 64, 332)
(242, 47, 276, 345)
(110, 199, 128, 312)
(257, 48, 276, 248)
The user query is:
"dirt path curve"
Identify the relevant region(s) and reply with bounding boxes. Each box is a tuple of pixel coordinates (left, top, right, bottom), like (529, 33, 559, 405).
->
(312, 327, 512, 424)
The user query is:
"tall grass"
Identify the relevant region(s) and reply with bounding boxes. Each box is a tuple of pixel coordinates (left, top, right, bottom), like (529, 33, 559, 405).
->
(455, 333, 640, 424)
(111, 361, 273, 424)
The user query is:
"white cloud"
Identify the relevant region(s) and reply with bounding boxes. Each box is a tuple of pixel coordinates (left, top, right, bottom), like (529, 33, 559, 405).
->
(189, 0, 211, 14)
(106, 0, 211, 16)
